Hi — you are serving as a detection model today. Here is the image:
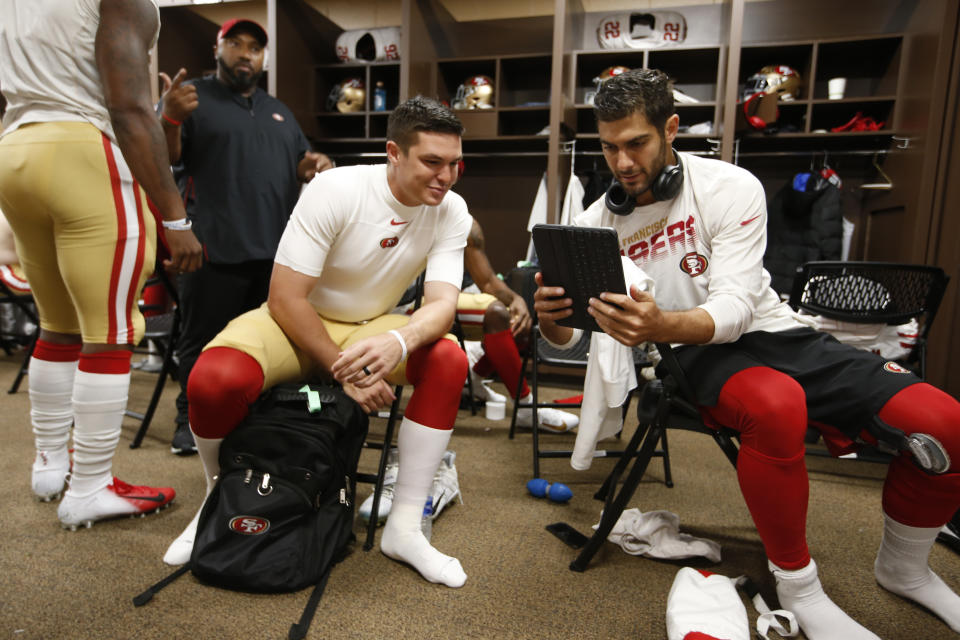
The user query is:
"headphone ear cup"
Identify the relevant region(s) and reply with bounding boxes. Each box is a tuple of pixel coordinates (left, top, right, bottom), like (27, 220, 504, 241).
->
(649, 149, 684, 202)
(743, 92, 768, 130)
(650, 164, 683, 201)
(605, 181, 635, 216)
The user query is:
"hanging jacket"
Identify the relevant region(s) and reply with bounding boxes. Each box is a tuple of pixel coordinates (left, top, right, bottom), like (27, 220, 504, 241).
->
(763, 174, 842, 295)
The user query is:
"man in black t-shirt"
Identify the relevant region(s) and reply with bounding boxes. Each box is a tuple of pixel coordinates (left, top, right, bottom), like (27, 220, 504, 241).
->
(158, 18, 332, 455)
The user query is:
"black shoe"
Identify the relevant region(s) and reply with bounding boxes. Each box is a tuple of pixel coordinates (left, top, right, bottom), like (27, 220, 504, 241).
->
(170, 423, 197, 456)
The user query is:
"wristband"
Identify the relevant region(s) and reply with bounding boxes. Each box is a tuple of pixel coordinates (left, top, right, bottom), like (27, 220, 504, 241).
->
(161, 112, 182, 127)
(388, 329, 408, 362)
(161, 217, 192, 231)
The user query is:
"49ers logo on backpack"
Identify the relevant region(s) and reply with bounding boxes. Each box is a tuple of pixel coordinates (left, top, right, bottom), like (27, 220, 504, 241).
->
(229, 515, 270, 535)
(883, 362, 911, 374)
(679, 252, 708, 277)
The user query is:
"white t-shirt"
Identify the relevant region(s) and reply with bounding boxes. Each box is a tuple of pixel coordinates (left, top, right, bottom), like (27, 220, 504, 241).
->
(275, 164, 472, 323)
(576, 152, 812, 344)
(0, 0, 160, 143)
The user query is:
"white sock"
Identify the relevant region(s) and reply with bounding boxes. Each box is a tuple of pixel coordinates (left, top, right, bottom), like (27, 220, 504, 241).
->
(875, 513, 960, 632)
(380, 418, 466, 588)
(164, 434, 222, 566)
(770, 559, 880, 640)
(28, 357, 77, 452)
(67, 370, 129, 498)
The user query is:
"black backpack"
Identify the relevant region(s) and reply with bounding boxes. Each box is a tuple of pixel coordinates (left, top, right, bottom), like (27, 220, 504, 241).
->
(135, 382, 369, 639)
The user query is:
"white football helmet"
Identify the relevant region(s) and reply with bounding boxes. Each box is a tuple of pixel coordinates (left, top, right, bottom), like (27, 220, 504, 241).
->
(335, 27, 401, 63)
(597, 12, 687, 50)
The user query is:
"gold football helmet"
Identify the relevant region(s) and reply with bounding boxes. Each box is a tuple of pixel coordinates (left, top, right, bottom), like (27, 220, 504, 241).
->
(742, 65, 803, 102)
(327, 77, 365, 113)
(453, 75, 494, 110)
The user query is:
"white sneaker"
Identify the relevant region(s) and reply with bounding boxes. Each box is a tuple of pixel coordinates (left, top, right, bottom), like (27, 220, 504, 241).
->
(58, 477, 175, 531)
(358, 448, 398, 525)
(429, 450, 462, 519)
(32, 448, 71, 502)
(163, 509, 201, 566)
(516, 402, 579, 434)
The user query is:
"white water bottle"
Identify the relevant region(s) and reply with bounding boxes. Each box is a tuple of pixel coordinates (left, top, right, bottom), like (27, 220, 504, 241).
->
(421, 496, 434, 540)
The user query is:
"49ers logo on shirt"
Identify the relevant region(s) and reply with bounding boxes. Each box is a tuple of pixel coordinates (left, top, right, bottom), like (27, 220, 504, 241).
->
(380, 236, 399, 249)
(229, 515, 270, 535)
(679, 252, 708, 277)
(883, 362, 911, 374)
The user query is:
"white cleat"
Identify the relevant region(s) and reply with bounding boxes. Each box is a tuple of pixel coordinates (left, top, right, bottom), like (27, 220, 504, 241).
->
(58, 477, 175, 531)
(516, 406, 580, 433)
(32, 449, 71, 502)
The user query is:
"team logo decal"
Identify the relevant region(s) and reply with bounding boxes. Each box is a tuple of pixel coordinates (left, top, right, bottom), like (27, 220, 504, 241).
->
(679, 252, 708, 277)
(883, 362, 910, 374)
(272, 113, 285, 122)
(229, 515, 270, 535)
(380, 236, 399, 249)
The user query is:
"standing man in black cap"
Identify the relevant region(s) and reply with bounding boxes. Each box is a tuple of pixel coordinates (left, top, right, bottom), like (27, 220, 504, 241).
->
(158, 18, 333, 456)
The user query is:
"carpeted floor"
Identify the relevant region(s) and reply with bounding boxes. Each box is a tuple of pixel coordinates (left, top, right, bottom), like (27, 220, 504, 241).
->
(0, 350, 957, 639)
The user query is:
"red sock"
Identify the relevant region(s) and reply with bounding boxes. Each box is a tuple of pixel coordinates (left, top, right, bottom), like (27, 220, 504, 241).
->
(482, 329, 528, 399)
(78, 350, 131, 374)
(472, 354, 495, 378)
(33, 340, 81, 363)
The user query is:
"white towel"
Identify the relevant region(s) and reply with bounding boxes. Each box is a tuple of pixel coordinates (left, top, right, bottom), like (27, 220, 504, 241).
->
(571, 257, 654, 470)
(598, 508, 722, 562)
(525, 173, 548, 261)
(560, 173, 585, 225)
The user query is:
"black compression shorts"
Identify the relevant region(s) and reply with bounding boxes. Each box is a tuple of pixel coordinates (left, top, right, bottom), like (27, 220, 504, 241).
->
(672, 327, 920, 437)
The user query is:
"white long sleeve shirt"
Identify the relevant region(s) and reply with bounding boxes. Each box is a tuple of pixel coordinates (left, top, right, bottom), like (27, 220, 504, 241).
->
(575, 152, 812, 343)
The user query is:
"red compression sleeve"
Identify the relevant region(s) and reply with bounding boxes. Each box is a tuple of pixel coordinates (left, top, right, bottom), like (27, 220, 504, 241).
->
(403, 339, 468, 429)
(482, 328, 529, 399)
(187, 347, 265, 439)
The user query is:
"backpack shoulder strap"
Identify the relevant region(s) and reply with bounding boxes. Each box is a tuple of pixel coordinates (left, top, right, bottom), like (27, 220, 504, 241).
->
(287, 564, 333, 640)
(132, 565, 191, 607)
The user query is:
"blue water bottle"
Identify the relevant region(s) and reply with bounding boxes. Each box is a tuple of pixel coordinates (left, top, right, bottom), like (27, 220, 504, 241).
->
(373, 81, 387, 112)
(421, 495, 434, 540)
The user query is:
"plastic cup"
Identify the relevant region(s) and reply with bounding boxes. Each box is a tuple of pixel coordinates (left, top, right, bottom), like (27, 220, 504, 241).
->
(828, 77, 847, 100)
(485, 399, 506, 420)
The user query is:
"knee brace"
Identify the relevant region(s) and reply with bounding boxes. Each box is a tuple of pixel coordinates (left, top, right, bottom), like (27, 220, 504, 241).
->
(876, 382, 960, 475)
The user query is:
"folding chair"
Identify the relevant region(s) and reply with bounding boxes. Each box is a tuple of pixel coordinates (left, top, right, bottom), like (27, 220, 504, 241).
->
(128, 268, 181, 449)
(0, 275, 39, 394)
(505, 264, 659, 479)
(788, 261, 950, 463)
(558, 342, 740, 572)
(787, 261, 949, 379)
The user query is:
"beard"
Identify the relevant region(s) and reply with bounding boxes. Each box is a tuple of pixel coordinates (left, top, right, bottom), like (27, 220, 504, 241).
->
(620, 137, 670, 198)
(217, 56, 263, 93)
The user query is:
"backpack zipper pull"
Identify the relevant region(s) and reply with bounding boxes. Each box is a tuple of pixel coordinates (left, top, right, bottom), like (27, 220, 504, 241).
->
(244, 469, 253, 485)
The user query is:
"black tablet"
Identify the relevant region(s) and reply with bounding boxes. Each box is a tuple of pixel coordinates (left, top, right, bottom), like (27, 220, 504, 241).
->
(532, 224, 626, 333)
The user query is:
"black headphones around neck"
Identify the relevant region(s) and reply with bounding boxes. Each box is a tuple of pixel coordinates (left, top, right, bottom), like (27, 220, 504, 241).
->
(605, 149, 684, 215)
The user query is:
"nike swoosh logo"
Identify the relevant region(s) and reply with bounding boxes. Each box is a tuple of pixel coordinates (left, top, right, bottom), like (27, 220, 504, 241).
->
(740, 215, 761, 226)
(390, 219, 408, 226)
(123, 492, 167, 503)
